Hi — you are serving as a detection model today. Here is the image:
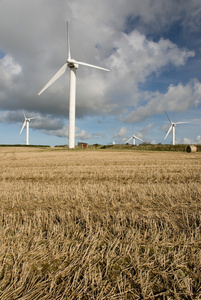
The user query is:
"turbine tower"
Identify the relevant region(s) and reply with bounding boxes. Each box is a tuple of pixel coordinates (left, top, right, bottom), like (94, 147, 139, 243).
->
(20, 110, 38, 145)
(164, 111, 188, 145)
(38, 22, 109, 149)
(126, 134, 143, 145)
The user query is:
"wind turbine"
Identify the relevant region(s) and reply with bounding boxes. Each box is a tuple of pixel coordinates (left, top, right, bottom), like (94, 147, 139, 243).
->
(126, 134, 144, 145)
(164, 111, 188, 145)
(38, 22, 110, 149)
(19, 110, 38, 145)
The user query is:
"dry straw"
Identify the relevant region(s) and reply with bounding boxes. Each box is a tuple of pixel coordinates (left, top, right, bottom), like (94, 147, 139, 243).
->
(0, 147, 201, 299)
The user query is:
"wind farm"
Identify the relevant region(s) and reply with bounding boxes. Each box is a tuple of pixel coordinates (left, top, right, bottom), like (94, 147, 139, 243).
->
(2, 21, 195, 147)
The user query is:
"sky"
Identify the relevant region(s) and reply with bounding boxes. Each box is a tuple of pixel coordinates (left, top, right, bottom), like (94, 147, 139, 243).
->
(0, 0, 201, 146)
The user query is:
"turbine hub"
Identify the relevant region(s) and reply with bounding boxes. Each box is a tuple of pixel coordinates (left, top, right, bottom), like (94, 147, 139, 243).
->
(67, 59, 79, 69)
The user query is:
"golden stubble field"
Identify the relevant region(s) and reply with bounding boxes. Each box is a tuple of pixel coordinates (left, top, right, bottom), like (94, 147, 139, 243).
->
(0, 147, 201, 299)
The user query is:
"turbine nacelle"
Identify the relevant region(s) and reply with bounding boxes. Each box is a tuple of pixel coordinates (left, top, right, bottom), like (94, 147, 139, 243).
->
(67, 59, 79, 69)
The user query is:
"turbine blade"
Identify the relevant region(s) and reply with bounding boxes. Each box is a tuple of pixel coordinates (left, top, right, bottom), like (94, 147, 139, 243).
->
(38, 63, 67, 95)
(164, 125, 172, 140)
(135, 136, 143, 142)
(67, 22, 71, 60)
(22, 109, 26, 120)
(75, 60, 110, 72)
(29, 116, 38, 120)
(174, 122, 189, 125)
(165, 111, 173, 124)
(20, 121, 26, 135)
(125, 137, 132, 143)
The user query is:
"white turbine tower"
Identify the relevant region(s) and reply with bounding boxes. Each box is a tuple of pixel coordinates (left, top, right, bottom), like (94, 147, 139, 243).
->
(20, 110, 38, 145)
(38, 22, 109, 149)
(126, 134, 144, 145)
(164, 111, 188, 145)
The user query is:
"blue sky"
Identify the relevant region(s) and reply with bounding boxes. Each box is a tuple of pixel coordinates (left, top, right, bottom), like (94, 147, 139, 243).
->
(0, 0, 201, 146)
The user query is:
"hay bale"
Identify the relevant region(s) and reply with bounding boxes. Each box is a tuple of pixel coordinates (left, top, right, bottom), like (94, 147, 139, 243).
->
(186, 145, 197, 153)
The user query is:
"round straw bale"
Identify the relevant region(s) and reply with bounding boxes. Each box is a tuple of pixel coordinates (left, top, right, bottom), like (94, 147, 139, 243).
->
(186, 145, 197, 153)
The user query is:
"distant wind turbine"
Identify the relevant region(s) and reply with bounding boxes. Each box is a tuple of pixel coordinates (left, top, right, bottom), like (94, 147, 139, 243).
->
(20, 110, 38, 145)
(38, 22, 110, 149)
(164, 111, 189, 145)
(126, 134, 144, 145)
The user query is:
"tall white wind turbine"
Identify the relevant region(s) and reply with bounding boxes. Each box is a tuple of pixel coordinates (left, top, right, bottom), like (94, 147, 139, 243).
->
(164, 111, 188, 145)
(38, 23, 109, 149)
(126, 134, 144, 145)
(19, 110, 38, 145)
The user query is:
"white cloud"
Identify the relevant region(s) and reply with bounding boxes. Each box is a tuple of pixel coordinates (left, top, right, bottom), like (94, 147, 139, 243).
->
(76, 129, 92, 140)
(43, 125, 94, 140)
(184, 136, 201, 145)
(0, 55, 22, 92)
(114, 126, 128, 138)
(0, 110, 22, 123)
(109, 31, 194, 81)
(183, 137, 194, 144)
(43, 125, 68, 138)
(125, 79, 201, 123)
(114, 126, 129, 143)
(33, 116, 63, 131)
(0, 55, 22, 75)
(196, 136, 201, 144)
(103, 30, 195, 114)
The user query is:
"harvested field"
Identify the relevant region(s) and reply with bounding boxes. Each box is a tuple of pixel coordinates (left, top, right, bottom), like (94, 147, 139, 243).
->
(0, 147, 201, 299)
